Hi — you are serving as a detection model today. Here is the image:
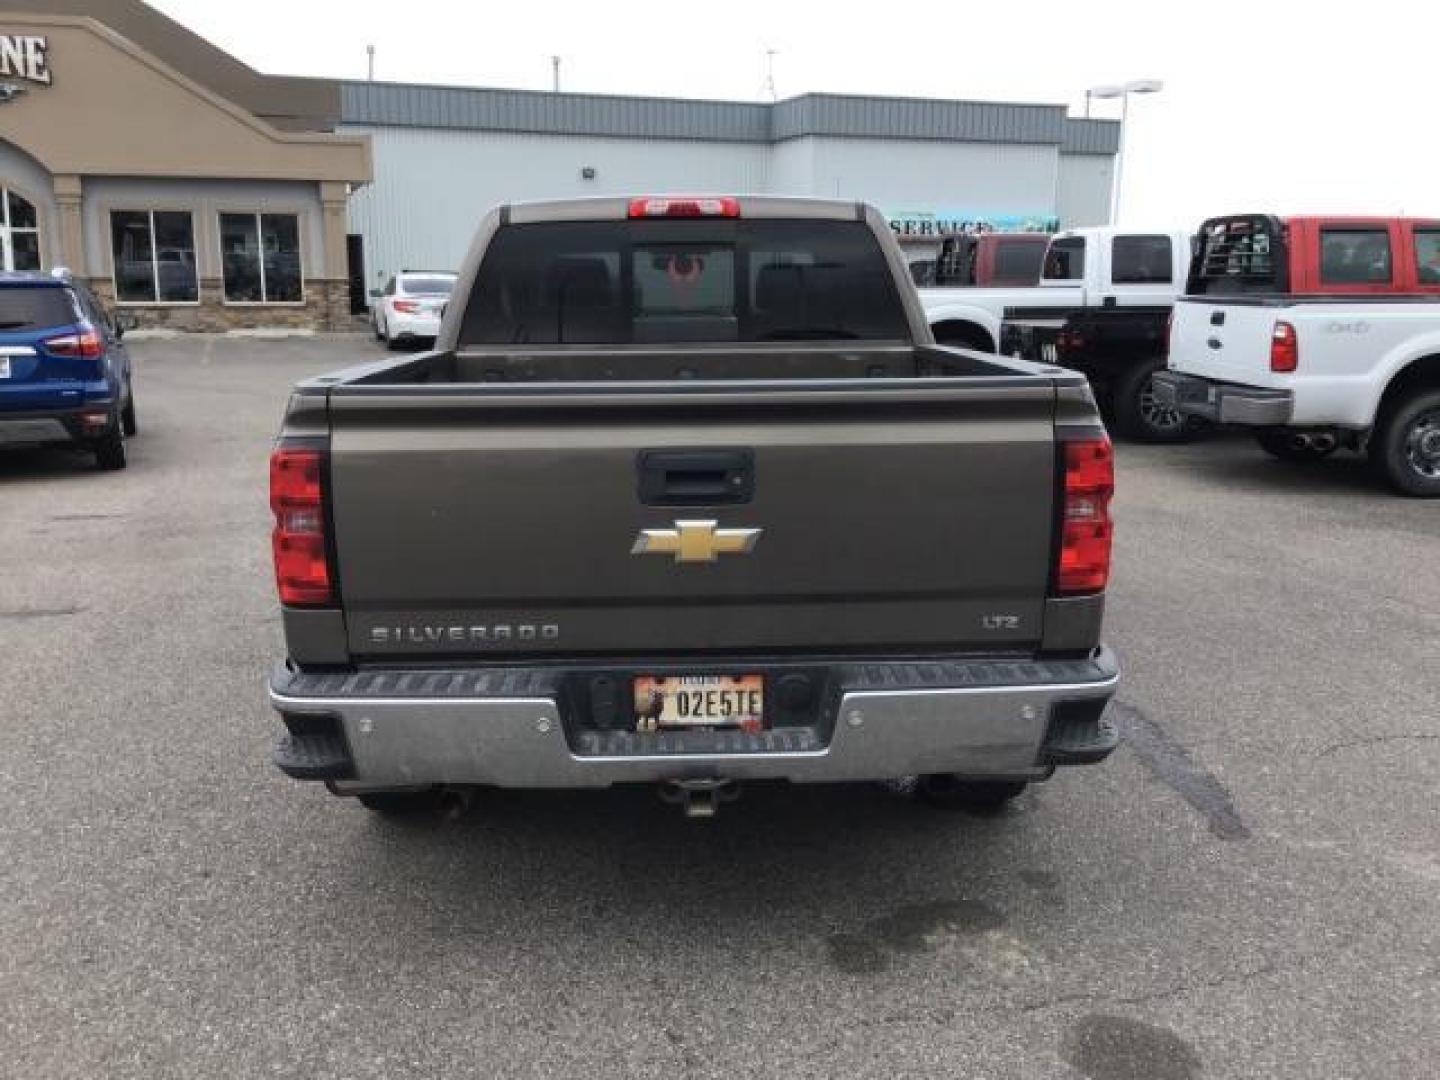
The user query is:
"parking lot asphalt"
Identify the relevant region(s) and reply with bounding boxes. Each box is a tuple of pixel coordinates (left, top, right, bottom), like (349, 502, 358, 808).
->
(1, 335, 1437, 1079)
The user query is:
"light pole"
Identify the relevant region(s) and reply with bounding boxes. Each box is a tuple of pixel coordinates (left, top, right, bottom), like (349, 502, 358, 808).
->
(1088, 79, 1163, 224)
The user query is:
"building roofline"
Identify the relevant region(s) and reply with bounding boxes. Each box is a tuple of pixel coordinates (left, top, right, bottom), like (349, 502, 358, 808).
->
(339, 80, 1118, 151)
(337, 78, 1068, 115)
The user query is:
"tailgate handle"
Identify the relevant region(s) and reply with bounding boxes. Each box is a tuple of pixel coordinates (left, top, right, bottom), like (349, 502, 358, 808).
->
(638, 449, 753, 506)
(1207, 337, 1223, 350)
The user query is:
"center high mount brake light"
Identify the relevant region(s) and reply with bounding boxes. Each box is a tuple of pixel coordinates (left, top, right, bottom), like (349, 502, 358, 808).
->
(627, 196, 740, 219)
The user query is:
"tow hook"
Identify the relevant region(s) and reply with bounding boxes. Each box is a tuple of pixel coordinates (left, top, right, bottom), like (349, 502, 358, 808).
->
(658, 779, 740, 819)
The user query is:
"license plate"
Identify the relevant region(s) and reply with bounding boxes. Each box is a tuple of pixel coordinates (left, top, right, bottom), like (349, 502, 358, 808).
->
(0, 358, 9, 379)
(633, 675, 764, 732)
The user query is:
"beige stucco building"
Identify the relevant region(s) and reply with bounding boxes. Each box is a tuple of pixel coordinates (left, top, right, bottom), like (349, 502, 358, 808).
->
(0, 4, 370, 329)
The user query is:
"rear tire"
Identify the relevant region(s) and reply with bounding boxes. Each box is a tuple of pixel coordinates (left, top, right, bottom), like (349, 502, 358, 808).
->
(94, 415, 127, 471)
(121, 388, 138, 437)
(1255, 428, 1337, 462)
(1372, 387, 1440, 497)
(356, 789, 445, 817)
(1111, 359, 1193, 443)
(914, 775, 1028, 811)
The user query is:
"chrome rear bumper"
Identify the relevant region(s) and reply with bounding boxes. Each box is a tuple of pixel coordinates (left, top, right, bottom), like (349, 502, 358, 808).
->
(269, 650, 1120, 789)
(1152, 370, 1294, 426)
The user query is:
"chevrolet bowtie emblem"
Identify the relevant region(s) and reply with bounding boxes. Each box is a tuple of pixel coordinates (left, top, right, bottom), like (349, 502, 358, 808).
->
(631, 520, 762, 564)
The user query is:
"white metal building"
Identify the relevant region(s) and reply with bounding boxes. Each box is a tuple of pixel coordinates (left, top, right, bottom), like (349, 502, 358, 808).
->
(342, 84, 1120, 290)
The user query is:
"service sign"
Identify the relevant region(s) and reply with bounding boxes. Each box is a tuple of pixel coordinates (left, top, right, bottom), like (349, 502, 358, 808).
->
(0, 35, 50, 101)
(887, 209, 1058, 239)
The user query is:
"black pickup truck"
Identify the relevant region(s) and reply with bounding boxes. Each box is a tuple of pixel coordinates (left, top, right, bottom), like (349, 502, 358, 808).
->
(266, 196, 1120, 819)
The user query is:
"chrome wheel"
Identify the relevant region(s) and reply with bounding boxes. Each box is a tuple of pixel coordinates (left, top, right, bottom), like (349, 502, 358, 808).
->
(1404, 409, 1440, 480)
(1137, 376, 1184, 434)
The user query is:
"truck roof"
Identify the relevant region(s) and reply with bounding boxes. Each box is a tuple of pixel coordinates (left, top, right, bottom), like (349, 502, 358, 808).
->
(1050, 225, 1193, 241)
(505, 194, 867, 225)
(1204, 213, 1440, 228)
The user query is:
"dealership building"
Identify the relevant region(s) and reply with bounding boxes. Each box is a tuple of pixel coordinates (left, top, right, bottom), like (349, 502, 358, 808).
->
(2, 1, 1119, 330)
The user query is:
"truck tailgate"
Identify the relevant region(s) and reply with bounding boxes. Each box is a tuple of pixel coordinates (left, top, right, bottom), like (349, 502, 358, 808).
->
(1169, 299, 1289, 387)
(327, 381, 1058, 658)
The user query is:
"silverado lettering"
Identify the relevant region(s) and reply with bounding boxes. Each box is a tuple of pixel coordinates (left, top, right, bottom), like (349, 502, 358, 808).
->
(369, 624, 562, 646)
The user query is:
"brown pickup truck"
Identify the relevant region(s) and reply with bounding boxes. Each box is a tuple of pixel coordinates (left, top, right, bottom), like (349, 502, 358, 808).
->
(267, 195, 1120, 818)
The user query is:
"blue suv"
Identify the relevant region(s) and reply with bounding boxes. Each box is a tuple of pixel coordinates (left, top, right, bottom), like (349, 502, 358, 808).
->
(0, 271, 136, 470)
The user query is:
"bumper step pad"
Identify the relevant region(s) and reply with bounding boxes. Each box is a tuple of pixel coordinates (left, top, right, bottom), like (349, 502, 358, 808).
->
(1041, 706, 1120, 765)
(273, 732, 353, 780)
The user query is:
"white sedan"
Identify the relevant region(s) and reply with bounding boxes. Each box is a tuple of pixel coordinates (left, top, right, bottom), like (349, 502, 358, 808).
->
(371, 272, 457, 349)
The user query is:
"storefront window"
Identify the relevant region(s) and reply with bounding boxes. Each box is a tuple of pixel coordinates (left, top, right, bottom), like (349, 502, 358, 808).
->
(109, 210, 198, 302)
(8, 189, 37, 230)
(220, 212, 303, 303)
(11, 231, 40, 272)
(1, 187, 42, 272)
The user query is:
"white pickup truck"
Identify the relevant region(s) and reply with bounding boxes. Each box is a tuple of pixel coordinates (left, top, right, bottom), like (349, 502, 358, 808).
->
(920, 225, 1196, 440)
(1156, 214, 1440, 496)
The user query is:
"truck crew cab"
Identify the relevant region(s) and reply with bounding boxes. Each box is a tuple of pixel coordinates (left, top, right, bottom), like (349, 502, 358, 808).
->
(1157, 214, 1440, 496)
(920, 226, 1196, 441)
(266, 195, 1121, 820)
(907, 232, 1051, 289)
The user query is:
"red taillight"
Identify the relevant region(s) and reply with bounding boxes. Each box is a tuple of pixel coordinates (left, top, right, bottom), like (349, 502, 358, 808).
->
(1055, 434, 1114, 595)
(269, 444, 332, 606)
(393, 299, 421, 313)
(1270, 321, 1298, 372)
(627, 196, 740, 219)
(42, 326, 104, 359)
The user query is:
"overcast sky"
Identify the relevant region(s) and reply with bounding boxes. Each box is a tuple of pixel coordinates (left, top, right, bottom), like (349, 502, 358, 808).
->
(151, 0, 1434, 227)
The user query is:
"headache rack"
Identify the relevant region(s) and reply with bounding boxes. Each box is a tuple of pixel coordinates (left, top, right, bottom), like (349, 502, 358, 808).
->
(1189, 215, 1286, 294)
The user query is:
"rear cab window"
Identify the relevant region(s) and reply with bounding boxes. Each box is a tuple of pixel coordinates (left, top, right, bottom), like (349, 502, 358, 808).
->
(0, 286, 79, 332)
(1110, 235, 1173, 284)
(1042, 237, 1085, 281)
(992, 239, 1045, 285)
(459, 219, 910, 345)
(1188, 216, 1282, 295)
(933, 236, 976, 286)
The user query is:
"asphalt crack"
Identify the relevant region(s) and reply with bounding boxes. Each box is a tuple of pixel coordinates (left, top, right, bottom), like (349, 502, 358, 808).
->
(1315, 733, 1440, 757)
(1109, 701, 1251, 840)
(0, 606, 83, 620)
